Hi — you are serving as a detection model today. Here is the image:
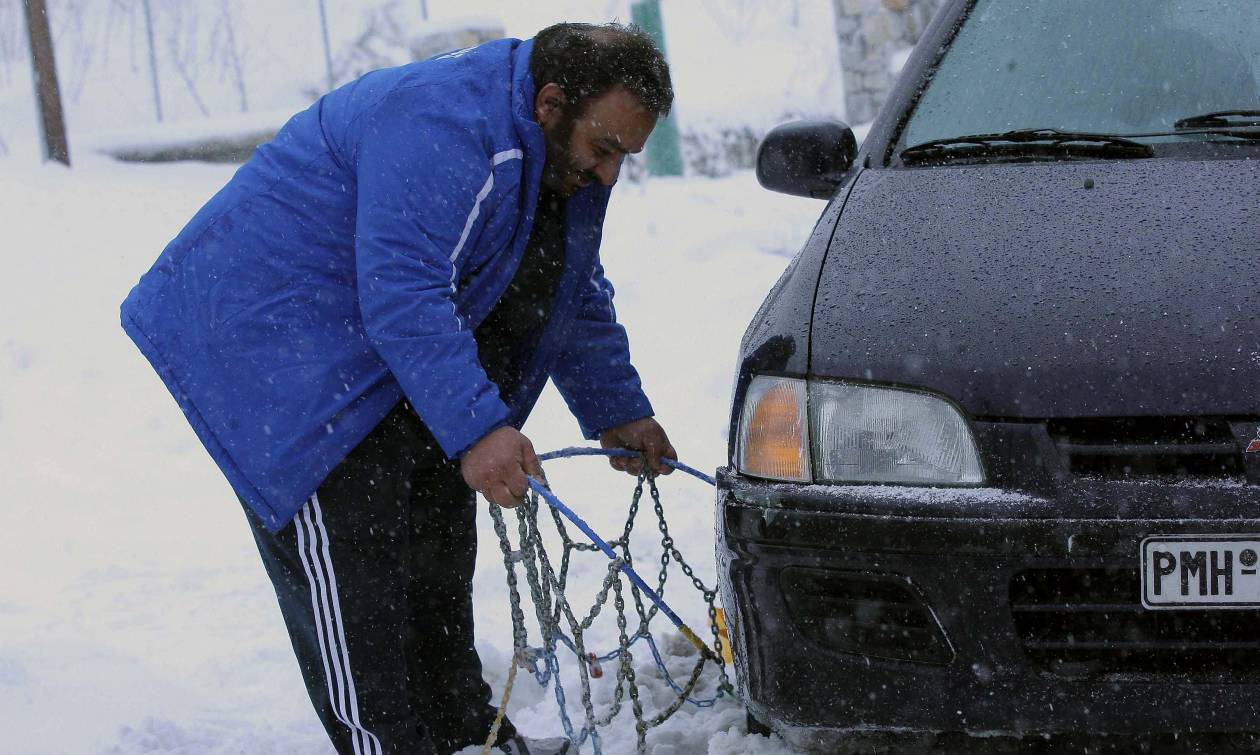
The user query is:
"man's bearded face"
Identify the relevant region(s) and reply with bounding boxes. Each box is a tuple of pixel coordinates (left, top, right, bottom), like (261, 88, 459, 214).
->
(536, 85, 658, 198)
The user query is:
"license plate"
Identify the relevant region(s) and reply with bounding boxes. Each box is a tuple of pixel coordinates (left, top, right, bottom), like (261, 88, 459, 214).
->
(1141, 535, 1260, 609)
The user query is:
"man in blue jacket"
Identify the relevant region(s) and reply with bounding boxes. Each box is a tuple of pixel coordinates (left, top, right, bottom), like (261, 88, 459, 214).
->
(121, 22, 676, 755)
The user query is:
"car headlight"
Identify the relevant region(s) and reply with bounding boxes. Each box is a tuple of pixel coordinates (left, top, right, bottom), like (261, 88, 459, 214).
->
(736, 376, 985, 485)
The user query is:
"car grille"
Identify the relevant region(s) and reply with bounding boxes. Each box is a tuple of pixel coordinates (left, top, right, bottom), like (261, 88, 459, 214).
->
(1045, 416, 1248, 481)
(1010, 568, 1260, 679)
(780, 567, 953, 664)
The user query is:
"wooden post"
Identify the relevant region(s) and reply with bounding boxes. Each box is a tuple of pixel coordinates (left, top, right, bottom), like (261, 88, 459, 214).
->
(22, 0, 70, 165)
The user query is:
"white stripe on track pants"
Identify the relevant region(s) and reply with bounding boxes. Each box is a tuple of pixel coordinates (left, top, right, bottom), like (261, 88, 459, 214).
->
(241, 401, 515, 755)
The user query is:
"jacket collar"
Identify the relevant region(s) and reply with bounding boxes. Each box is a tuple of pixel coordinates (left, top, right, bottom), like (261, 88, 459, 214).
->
(511, 39, 545, 189)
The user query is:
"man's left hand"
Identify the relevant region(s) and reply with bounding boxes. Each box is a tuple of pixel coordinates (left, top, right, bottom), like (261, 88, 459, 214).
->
(599, 417, 677, 477)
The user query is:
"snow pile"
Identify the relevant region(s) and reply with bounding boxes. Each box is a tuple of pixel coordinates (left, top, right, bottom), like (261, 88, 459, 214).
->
(0, 153, 823, 754)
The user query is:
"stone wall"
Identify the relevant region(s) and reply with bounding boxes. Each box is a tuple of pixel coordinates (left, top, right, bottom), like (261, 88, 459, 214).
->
(832, 0, 945, 124)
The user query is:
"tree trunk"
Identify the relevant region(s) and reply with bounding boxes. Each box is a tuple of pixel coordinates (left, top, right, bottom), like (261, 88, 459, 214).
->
(22, 0, 70, 165)
(221, 0, 248, 112)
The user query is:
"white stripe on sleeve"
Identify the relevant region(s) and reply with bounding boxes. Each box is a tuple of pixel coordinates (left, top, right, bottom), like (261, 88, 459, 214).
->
(445, 148, 526, 331)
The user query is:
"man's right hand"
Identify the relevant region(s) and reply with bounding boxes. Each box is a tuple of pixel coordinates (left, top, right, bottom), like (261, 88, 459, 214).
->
(460, 426, 546, 508)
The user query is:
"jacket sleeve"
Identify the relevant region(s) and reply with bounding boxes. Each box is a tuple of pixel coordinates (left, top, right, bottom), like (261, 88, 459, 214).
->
(549, 260, 655, 439)
(353, 88, 510, 458)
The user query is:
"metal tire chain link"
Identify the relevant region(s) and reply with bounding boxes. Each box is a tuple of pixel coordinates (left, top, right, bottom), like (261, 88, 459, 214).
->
(520, 493, 603, 751)
(645, 475, 732, 696)
(530, 489, 609, 750)
(489, 461, 730, 755)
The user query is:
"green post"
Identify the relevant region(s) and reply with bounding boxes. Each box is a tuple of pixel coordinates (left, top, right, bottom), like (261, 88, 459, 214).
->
(630, 0, 683, 177)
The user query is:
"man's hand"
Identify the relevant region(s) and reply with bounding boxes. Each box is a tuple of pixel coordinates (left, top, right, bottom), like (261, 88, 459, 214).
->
(599, 417, 677, 477)
(460, 426, 546, 508)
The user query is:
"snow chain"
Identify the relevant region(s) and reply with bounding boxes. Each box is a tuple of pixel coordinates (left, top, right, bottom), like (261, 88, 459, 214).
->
(484, 451, 732, 755)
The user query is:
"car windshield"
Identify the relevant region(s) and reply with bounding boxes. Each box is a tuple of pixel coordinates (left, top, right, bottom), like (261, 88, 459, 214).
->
(900, 0, 1260, 150)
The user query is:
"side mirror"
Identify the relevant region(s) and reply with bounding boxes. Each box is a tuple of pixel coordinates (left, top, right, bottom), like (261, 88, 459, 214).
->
(755, 120, 857, 199)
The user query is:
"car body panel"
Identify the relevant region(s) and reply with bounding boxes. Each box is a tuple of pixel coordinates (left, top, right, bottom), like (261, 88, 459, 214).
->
(809, 157, 1260, 419)
(726, 181, 858, 456)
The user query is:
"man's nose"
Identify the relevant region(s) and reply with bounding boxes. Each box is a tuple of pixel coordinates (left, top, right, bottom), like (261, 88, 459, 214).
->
(594, 155, 624, 186)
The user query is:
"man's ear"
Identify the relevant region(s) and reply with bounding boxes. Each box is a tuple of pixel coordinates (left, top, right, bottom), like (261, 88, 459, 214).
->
(535, 82, 567, 127)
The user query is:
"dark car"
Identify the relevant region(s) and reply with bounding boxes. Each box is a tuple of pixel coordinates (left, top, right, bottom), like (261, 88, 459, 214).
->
(717, 0, 1260, 751)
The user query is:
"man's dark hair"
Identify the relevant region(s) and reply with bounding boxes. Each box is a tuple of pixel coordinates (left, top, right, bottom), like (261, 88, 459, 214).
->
(530, 22, 674, 118)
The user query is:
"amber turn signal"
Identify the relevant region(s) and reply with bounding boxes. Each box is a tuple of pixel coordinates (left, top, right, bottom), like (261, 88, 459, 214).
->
(736, 376, 810, 482)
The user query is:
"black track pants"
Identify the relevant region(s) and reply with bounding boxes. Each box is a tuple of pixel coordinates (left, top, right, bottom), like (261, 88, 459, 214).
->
(242, 402, 515, 755)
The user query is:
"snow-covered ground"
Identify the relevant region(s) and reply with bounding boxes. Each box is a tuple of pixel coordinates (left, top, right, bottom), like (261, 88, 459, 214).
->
(0, 149, 824, 754)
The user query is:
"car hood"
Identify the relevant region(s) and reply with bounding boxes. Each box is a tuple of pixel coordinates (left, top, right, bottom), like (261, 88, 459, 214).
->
(811, 158, 1260, 418)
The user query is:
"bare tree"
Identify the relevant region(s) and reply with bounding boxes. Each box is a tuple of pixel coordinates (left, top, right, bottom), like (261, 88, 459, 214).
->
(1, 0, 23, 154)
(335, 4, 406, 81)
(140, 0, 161, 121)
(51, 0, 94, 103)
(1, 0, 24, 84)
(211, 0, 248, 112)
(165, 0, 209, 116)
(317, 0, 334, 92)
(97, 0, 128, 71)
(308, 1, 408, 98)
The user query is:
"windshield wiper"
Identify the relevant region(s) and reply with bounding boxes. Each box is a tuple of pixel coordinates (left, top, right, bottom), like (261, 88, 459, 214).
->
(900, 129, 1154, 165)
(1174, 110, 1260, 129)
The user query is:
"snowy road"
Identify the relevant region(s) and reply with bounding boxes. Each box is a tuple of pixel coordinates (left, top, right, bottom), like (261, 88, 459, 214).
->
(0, 154, 821, 754)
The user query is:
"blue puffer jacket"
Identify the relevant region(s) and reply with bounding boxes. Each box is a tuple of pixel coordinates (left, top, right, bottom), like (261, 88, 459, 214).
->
(120, 38, 653, 532)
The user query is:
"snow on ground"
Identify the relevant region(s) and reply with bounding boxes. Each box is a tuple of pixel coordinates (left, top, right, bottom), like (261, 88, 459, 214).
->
(0, 150, 821, 755)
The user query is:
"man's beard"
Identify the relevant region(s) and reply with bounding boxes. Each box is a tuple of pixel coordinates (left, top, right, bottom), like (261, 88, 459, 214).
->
(541, 112, 591, 196)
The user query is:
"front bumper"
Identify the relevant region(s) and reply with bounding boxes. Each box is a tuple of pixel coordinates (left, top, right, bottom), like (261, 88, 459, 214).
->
(716, 468, 1260, 743)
